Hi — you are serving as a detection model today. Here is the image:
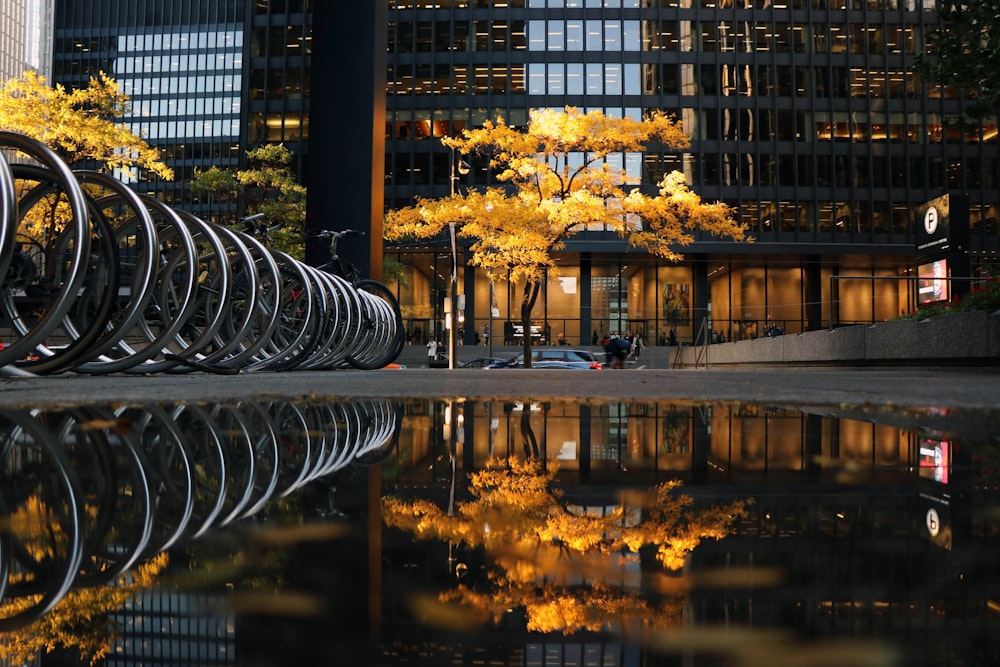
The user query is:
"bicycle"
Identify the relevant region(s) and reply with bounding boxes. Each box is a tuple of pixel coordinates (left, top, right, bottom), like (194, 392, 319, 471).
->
(308, 229, 404, 370)
(234, 214, 329, 371)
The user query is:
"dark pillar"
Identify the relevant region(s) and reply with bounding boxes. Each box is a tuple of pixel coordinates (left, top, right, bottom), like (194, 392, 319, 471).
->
(691, 406, 709, 483)
(804, 413, 823, 482)
(806, 255, 823, 331)
(692, 255, 709, 345)
(948, 193, 971, 300)
(306, 2, 387, 280)
(580, 254, 593, 346)
(462, 401, 475, 470)
(463, 262, 476, 345)
(578, 404, 592, 482)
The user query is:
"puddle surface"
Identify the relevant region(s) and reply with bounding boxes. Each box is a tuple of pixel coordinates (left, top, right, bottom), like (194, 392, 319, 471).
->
(0, 398, 997, 666)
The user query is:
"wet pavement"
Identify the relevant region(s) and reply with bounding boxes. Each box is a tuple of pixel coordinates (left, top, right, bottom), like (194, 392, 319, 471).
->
(0, 366, 997, 409)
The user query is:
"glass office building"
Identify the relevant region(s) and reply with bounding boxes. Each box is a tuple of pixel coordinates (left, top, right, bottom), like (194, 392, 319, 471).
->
(384, 0, 1000, 346)
(1, 0, 53, 80)
(0, 0, 30, 80)
(48, 1, 1000, 346)
(52, 0, 312, 221)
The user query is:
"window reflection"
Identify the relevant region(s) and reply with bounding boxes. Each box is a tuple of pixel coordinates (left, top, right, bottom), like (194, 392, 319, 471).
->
(527, 20, 641, 52)
(112, 30, 242, 142)
(248, 113, 309, 143)
(389, 64, 525, 95)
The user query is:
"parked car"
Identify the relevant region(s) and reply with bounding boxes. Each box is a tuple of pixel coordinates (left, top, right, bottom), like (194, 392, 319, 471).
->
(459, 357, 506, 368)
(486, 349, 601, 369)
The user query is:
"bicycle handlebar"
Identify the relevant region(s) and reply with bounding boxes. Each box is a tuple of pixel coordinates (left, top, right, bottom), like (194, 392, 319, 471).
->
(311, 229, 365, 240)
(241, 213, 287, 237)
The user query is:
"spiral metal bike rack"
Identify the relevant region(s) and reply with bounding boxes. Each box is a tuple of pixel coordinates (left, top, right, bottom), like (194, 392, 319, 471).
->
(0, 133, 404, 374)
(0, 397, 401, 630)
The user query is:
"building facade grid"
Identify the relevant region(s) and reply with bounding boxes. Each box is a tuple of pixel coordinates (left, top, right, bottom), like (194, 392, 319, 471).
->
(47, 1, 1000, 346)
(384, 0, 998, 346)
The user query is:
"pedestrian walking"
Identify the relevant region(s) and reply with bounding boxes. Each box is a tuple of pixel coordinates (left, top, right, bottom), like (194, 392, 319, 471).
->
(631, 334, 644, 360)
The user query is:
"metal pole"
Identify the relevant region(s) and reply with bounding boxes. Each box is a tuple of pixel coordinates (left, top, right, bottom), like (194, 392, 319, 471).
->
(447, 148, 470, 369)
(448, 150, 458, 369)
(488, 281, 494, 358)
(449, 221, 457, 369)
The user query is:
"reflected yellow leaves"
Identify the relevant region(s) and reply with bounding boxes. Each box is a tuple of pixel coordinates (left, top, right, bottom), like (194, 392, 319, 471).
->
(383, 457, 751, 636)
(0, 518, 167, 667)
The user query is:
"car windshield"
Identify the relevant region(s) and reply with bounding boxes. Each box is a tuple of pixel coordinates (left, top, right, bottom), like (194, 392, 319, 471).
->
(501, 350, 597, 365)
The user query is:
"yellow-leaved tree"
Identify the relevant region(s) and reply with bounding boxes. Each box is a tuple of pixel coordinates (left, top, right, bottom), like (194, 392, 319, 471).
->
(0, 70, 172, 180)
(382, 457, 751, 635)
(0, 70, 172, 253)
(384, 106, 748, 365)
(0, 554, 168, 666)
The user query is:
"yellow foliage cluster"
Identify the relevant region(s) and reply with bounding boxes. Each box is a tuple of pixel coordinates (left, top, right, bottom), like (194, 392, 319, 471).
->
(385, 107, 748, 285)
(190, 143, 307, 258)
(0, 70, 172, 180)
(382, 456, 751, 635)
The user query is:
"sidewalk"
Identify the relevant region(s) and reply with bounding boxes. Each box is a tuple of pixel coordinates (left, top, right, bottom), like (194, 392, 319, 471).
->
(0, 366, 997, 410)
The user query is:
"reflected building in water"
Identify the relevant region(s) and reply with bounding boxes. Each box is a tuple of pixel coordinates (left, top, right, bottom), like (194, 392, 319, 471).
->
(0, 398, 997, 665)
(381, 399, 1000, 665)
(394, 399, 940, 485)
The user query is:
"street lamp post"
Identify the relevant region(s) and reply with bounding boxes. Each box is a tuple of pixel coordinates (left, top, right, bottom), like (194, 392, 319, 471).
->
(488, 280, 495, 358)
(448, 148, 470, 369)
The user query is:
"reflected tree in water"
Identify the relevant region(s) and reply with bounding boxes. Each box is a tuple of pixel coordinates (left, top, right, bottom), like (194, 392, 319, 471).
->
(0, 497, 169, 666)
(383, 457, 750, 634)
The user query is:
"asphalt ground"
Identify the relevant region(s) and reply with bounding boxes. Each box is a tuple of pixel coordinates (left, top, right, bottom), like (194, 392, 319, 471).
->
(0, 366, 997, 411)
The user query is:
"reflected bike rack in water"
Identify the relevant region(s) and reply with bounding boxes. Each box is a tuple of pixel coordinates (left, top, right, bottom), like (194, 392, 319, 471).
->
(0, 132, 404, 374)
(0, 397, 401, 631)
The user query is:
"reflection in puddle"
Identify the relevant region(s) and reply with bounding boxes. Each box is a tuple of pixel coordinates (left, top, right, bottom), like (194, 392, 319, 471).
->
(0, 398, 998, 666)
(0, 399, 399, 664)
(384, 457, 751, 635)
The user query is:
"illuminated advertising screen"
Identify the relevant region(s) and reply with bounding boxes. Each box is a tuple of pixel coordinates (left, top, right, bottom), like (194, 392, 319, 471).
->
(918, 438, 949, 484)
(917, 259, 949, 305)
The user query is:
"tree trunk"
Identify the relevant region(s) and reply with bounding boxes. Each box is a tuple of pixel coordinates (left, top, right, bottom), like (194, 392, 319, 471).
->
(520, 281, 541, 368)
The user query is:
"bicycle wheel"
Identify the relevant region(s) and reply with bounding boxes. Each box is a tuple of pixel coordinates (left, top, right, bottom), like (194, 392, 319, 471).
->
(345, 279, 405, 369)
(12, 172, 122, 373)
(71, 171, 160, 370)
(293, 267, 353, 370)
(0, 150, 17, 294)
(116, 404, 195, 553)
(249, 253, 324, 371)
(218, 230, 283, 368)
(47, 407, 154, 587)
(162, 213, 232, 371)
(0, 133, 91, 368)
(117, 197, 201, 374)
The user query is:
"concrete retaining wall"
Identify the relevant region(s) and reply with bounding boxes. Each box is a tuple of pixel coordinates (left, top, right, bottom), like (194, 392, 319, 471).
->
(671, 310, 1000, 367)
